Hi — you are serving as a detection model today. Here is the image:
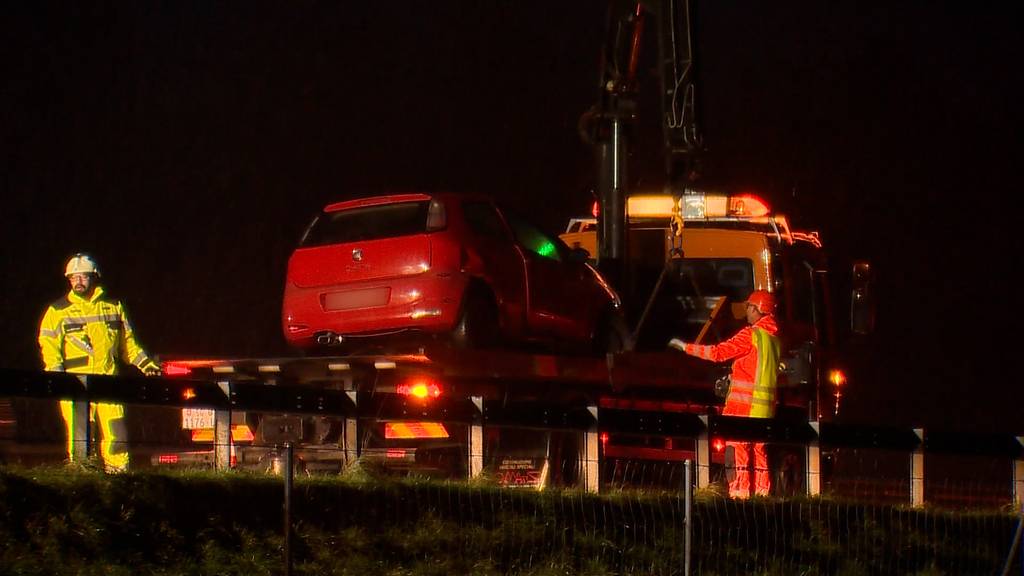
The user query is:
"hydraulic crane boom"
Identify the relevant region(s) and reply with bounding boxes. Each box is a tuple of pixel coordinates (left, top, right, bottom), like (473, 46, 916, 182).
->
(581, 0, 705, 291)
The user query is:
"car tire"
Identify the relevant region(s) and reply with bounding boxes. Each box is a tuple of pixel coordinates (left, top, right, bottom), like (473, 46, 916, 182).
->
(452, 289, 499, 350)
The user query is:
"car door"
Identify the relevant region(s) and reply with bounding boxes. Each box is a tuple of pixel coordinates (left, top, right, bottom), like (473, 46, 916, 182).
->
(501, 209, 594, 342)
(459, 200, 529, 338)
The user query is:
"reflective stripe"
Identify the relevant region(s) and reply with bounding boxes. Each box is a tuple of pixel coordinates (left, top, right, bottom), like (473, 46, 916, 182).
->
(64, 357, 89, 369)
(40, 328, 59, 338)
(730, 380, 754, 392)
(66, 335, 94, 355)
(63, 314, 121, 326)
(63, 321, 85, 332)
(729, 391, 753, 403)
(132, 352, 148, 366)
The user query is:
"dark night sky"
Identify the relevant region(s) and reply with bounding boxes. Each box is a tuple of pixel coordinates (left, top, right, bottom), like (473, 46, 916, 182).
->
(2, 2, 1020, 432)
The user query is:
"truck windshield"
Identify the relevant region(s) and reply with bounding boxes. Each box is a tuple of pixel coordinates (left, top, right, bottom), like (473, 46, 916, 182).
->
(636, 257, 755, 347)
(300, 201, 431, 247)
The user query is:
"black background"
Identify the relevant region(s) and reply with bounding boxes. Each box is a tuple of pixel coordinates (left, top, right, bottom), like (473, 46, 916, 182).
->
(3, 2, 1019, 431)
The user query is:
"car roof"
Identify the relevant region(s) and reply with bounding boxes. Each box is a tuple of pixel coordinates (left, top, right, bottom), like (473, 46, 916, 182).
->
(323, 191, 493, 213)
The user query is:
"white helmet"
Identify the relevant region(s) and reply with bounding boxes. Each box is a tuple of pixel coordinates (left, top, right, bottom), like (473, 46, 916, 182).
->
(65, 254, 100, 277)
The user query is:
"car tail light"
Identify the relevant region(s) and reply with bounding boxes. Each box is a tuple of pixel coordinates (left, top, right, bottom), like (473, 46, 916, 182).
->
(426, 199, 446, 231)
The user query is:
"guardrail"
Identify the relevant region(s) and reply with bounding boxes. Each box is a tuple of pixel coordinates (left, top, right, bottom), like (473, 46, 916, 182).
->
(1, 367, 1022, 510)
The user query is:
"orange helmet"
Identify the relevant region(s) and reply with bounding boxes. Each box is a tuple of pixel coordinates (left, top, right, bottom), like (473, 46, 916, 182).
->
(746, 290, 775, 315)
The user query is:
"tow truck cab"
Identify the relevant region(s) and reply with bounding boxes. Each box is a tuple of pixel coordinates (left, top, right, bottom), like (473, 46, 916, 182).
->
(560, 191, 857, 421)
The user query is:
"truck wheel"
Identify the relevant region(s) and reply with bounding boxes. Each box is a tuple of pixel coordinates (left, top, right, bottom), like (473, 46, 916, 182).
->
(452, 290, 499, 349)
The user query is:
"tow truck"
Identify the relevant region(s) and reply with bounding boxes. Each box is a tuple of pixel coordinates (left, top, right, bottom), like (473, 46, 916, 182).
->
(148, 1, 872, 493)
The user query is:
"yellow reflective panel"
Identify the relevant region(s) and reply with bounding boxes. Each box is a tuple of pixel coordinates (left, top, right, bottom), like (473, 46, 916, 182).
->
(384, 421, 450, 439)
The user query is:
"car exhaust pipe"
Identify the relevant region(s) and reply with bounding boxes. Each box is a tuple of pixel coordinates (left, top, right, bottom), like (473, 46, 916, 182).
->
(315, 332, 340, 346)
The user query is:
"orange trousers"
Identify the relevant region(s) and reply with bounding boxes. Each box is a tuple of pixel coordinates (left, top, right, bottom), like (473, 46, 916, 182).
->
(727, 440, 770, 498)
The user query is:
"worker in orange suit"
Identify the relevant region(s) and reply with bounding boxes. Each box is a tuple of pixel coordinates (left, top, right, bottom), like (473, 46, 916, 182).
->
(38, 254, 161, 472)
(669, 290, 781, 498)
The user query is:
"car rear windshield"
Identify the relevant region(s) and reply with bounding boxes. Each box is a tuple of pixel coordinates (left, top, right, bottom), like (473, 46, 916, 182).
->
(300, 201, 430, 247)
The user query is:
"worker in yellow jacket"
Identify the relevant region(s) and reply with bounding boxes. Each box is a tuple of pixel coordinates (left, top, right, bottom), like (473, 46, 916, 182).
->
(38, 254, 161, 472)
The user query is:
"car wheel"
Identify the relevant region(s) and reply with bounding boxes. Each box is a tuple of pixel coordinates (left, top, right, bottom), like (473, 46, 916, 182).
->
(452, 289, 499, 349)
(592, 312, 632, 354)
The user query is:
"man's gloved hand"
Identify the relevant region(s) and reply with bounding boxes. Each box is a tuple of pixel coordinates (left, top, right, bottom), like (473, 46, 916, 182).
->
(140, 359, 162, 376)
(668, 338, 687, 352)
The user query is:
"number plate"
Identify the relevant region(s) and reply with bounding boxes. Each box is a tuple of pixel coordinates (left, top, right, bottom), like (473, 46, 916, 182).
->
(182, 408, 215, 429)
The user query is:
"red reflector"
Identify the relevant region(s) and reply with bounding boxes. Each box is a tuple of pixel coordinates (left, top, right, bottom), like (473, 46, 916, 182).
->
(384, 422, 449, 439)
(157, 454, 179, 464)
(163, 363, 191, 376)
(386, 449, 407, 459)
(591, 200, 600, 218)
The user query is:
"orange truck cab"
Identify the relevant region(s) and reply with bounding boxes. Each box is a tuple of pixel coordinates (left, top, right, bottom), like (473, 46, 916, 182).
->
(560, 191, 862, 421)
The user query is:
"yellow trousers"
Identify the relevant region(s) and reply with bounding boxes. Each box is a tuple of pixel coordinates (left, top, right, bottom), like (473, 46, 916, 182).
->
(59, 400, 129, 473)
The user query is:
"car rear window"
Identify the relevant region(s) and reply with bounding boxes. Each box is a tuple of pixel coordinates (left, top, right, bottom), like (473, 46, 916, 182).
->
(300, 201, 431, 247)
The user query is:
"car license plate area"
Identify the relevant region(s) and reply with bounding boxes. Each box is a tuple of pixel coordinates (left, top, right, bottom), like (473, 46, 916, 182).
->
(182, 408, 215, 429)
(322, 287, 391, 311)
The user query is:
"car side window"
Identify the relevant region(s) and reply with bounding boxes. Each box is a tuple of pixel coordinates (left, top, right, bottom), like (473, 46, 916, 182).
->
(503, 211, 562, 262)
(462, 201, 508, 240)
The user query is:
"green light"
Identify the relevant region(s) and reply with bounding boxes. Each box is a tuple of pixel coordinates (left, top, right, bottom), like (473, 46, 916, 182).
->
(537, 242, 556, 258)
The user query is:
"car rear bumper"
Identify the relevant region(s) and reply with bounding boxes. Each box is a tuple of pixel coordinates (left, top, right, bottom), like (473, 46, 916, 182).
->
(282, 272, 468, 348)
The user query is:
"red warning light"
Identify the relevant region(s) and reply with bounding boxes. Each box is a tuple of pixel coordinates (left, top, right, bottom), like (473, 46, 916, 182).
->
(591, 201, 600, 218)
(163, 362, 191, 376)
(728, 194, 771, 217)
(182, 387, 197, 401)
(712, 438, 726, 452)
(828, 369, 847, 387)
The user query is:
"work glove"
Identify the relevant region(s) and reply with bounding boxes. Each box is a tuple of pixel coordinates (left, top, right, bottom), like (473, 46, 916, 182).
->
(140, 359, 162, 376)
(668, 338, 687, 352)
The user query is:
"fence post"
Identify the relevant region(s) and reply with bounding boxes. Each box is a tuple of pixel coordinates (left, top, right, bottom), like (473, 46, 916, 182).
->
(684, 459, 692, 576)
(469, 396, 484, 479)
(806, 421, 821, 496)
(72, 375, 90, 463)
(343, 390, 358, 467)
(283, 442, 293, 576)
(214, 381, 232, 470)
(1014, 437, 1024, 510)
(584, 404, 599, 493)
(695, 414, 710, 489)
(911, 428, 925, 507)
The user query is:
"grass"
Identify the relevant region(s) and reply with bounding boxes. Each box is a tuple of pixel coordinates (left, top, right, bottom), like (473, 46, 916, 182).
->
(0, 464, 1019, 575)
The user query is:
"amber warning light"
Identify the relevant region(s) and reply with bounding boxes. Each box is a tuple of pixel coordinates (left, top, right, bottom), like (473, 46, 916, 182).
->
(828, 369, 847, 387)
(396, 378, 442, 399)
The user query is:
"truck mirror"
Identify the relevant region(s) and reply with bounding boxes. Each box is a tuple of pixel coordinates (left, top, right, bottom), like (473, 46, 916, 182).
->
(569, 247, 591, 264)
(850, 260, 875, 335)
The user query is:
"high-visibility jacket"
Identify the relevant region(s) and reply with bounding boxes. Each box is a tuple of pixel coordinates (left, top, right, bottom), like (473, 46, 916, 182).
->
(38, 285, 155, 375)
(680, 315, 781, 418)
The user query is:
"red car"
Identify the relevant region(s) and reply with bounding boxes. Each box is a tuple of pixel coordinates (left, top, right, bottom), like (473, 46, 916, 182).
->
(281, 192, 627, 354)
